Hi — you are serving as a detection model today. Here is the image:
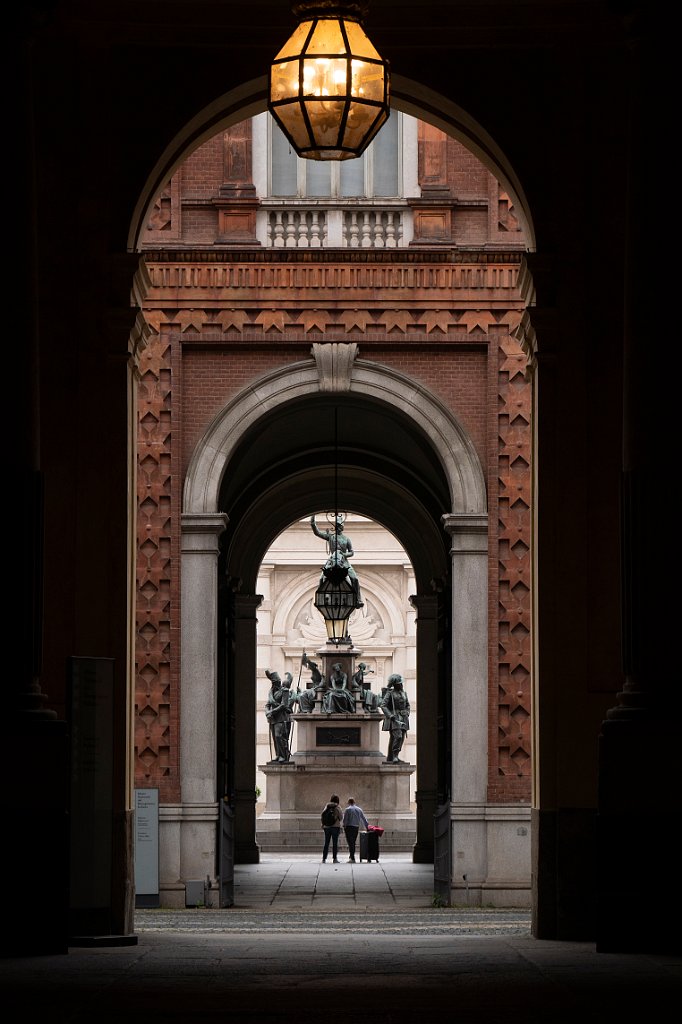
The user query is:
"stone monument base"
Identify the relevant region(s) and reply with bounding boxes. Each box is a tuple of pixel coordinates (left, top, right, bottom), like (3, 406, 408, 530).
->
(257, 711, 416, 851)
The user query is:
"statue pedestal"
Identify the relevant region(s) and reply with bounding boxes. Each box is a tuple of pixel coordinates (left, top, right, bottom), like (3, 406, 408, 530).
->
(258, 711, 416, 850)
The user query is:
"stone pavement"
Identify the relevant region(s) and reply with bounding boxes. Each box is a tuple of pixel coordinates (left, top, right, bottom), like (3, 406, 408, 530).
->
(230, 850, 439, 910)
(2, 854, 680, 1023)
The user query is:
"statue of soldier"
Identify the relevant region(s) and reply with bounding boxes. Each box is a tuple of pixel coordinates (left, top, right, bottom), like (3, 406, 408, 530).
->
(380, 674, 410, 762)
(265, 670, 297, 762)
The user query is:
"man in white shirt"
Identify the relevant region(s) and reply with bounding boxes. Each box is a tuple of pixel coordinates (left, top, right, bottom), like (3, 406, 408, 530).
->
(341, 797, 369, 862)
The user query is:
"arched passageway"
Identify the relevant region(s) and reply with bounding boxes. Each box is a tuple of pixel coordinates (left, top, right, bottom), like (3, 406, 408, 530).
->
(133, 74, 534, 911)
(174, 350, 527, 903)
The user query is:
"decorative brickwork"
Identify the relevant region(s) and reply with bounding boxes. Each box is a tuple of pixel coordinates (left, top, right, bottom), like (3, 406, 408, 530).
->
(135, 334, 178, 799)
(493, 329, 532, 797)
(141, 251, 523, 349)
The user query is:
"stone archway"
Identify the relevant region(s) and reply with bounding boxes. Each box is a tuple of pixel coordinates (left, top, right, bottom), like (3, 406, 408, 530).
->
(175, 345, 504, 890)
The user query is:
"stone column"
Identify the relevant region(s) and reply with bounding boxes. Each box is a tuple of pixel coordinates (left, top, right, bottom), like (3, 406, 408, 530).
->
(233, 593, 263, 864)
(179, 513, 226, 880)
(410, 593, 439, 863)
(596, 26, 678, 952)
(442, 514, 489, 885)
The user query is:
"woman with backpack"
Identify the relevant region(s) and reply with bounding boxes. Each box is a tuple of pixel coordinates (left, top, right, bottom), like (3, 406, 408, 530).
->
(320, 794, 343, 863)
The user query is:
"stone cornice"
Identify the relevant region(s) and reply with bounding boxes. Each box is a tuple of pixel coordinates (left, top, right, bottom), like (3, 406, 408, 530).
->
(142, 249, 524, 265)
(140, 260, 522, 303)
(137, 250, 526, 345)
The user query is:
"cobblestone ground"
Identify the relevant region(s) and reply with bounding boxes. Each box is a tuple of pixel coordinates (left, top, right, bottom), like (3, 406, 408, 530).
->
(135, 907, 532, 936)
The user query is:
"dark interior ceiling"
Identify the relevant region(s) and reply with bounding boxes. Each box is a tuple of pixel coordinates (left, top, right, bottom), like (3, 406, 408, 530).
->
(219, 392, 455, 590)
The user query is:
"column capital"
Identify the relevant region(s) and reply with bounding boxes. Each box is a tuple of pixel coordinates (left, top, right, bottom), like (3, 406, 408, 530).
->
(233, 593, 264, 619)
(442, 513, 488, 554)
(181, 513, 228, 553)
(409, 593, 439, 618)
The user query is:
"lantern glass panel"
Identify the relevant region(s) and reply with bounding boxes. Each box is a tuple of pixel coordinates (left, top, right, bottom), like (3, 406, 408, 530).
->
(273, 103, 312, 149)
(303, 100, 347, 144)
(351, 60, 384, 102)
(275, 21, 312, 61)
(302, 57, 348, 97)
(343, 105, 385, 149)
(271, 61, 300, 104)
(307, 19, 347, 55)
(344, 20, 382, 60)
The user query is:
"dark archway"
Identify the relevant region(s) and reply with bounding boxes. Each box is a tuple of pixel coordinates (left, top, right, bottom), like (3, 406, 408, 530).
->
(217, 391, 454, 865)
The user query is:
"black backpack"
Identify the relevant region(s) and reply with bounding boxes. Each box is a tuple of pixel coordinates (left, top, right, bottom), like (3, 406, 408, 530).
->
(321, 804, 336, 826)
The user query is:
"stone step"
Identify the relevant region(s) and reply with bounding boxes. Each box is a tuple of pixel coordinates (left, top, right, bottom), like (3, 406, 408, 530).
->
(257, 829, 416, 852)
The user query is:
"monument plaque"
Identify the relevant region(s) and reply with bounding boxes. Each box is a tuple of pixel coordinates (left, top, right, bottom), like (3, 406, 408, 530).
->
(316, 727, 361, 746)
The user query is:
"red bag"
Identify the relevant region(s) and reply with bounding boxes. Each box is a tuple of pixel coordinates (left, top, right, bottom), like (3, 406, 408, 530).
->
(367, 825, 384, 836)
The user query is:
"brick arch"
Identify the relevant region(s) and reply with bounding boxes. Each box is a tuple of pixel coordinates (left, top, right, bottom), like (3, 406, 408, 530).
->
(128, 74, 535, 254)
(183, 356, 487, 518)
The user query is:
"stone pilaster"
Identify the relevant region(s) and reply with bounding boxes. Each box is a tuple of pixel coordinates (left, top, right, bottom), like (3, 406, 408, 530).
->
(180, 513, 227, 804)
(442, 513, 489, 886)
(232, 593, 263, 863)
(410, 593, 439, 863)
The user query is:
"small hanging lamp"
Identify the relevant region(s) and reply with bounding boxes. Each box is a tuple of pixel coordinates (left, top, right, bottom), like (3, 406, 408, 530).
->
(268, 1, 390, 161)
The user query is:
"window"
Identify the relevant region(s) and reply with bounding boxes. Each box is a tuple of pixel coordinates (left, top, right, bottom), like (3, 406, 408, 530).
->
(270, 112, 401, 200)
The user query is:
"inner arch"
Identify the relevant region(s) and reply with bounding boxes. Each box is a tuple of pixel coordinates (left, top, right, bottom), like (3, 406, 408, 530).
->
(185, 358, 487, 527)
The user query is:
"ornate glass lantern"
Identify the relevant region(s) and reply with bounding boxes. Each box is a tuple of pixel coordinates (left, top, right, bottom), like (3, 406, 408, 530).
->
(268, 1, 390, 161)
(314, 564, 356, 643)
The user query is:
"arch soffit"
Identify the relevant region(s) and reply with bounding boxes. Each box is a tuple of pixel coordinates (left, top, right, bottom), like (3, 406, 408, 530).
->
(183, 357, 487, 518)
(129, 73, 536, 252)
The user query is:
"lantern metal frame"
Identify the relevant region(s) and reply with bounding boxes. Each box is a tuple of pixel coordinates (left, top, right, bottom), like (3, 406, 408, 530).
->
(268, 1, 390, 161)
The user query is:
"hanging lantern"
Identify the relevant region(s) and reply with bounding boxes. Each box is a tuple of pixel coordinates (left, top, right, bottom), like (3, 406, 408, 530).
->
(314, 561, 356, 643)
(268, 1, 390, 161)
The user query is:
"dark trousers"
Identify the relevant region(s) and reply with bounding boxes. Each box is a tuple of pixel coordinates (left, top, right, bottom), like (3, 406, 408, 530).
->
(344, 825, 359, 859)
(322, 826, 340, 860)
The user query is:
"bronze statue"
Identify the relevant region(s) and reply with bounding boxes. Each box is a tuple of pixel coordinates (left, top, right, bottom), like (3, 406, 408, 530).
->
(310, 514, 363, 606)
(265, 669, 297, 762)
(353, 662, 380, 711)
(322, 662, 356, 714)
(302, 652, 324, 687)
(380, 674, 410, 762)
(296, 652, 325, 712)
(296, 684, 317, 713)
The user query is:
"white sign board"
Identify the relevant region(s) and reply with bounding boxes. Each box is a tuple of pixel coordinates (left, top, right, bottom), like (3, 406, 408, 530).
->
(134, 788, 159, 907)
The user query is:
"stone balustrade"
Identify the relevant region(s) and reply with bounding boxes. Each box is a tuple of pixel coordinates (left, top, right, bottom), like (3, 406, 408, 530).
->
(266, 207, 406, 248)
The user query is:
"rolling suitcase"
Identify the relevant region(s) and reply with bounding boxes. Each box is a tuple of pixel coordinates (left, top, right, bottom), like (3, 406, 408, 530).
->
(359, 829, 380, 862)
